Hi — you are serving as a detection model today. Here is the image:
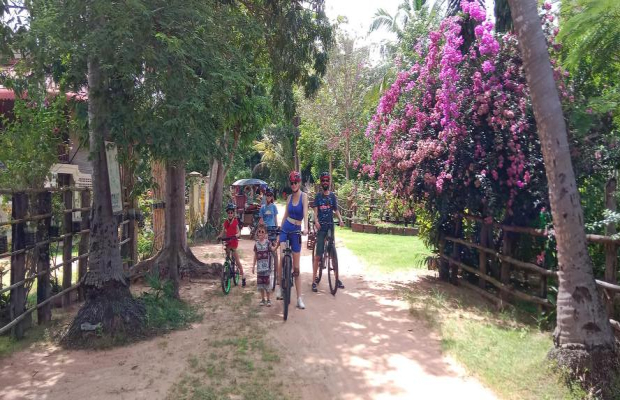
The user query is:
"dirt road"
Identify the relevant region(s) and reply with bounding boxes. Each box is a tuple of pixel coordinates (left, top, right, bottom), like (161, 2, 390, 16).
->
(0, 226, 496, 400)
(260, 237, 496, 400)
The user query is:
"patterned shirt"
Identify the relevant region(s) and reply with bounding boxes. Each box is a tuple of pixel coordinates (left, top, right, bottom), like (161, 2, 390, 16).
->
(314, 192, 338, 232)
(254, 240, 271, 275)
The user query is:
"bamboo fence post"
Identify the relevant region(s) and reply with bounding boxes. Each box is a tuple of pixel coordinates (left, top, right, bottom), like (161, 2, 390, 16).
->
(450, 217, 462, 285)
(36, 191, 52, 324)
(479, 217, 492, 289)
(78, 190, 90, 302)
(62, 184, 74, 307)
(10, 192, 28, 338)
(500, 230, 515, 305)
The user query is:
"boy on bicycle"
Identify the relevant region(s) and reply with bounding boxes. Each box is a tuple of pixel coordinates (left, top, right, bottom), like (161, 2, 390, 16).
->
(217, 203, 246, 287)
(259, 187, 280, 296)
(312, 172, 344, 293)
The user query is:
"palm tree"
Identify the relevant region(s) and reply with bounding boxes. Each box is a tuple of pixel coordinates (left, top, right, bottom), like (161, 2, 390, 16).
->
(253, 126, 294, 187)
(507, 0, 617, 395)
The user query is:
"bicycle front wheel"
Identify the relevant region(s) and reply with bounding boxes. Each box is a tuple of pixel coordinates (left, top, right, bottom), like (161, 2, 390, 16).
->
(282, 255, 292, 321)
(270, 252, 276, 291)
(221, 261, 231, 294)
(327, 246, 339, 296)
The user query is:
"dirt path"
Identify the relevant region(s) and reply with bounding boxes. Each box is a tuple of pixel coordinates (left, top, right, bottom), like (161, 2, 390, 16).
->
(262, 239, 496, 400)
(0, 225, 496, 400)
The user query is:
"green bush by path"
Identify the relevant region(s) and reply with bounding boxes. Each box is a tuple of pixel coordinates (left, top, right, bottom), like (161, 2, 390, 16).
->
(141, 274, 202, 332)
(336, 227, 433, 273)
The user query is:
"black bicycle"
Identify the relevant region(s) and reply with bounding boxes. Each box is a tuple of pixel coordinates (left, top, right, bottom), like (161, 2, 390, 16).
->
(313, 223, 339, 295)
(278, 228, 302, 321)
(219, 236, 240, 294)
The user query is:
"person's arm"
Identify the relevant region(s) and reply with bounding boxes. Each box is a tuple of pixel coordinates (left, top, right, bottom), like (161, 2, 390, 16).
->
(302, 193, 309, 235)
(259, 206, 265, 225)
(236, 223, 241, 238)
(333, 194, 344, 226)
(274, 205, 279, 227)
(252, 245, 257, 274)
(313, 204, 320, 231)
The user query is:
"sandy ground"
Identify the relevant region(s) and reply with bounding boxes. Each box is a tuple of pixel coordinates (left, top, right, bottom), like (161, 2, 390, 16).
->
(0, 222, 497, 400)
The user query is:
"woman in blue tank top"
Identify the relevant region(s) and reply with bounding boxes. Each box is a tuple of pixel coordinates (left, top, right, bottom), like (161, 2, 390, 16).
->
(276, 171, 309, 309)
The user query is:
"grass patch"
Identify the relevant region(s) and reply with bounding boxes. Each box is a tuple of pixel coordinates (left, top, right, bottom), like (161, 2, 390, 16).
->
(336, 227, 433, 273)
(168, 284, 289, 400)
(0, 308, 74, 359)
(0, 322, 51, 358)
(404, 278, 582, 400)
(141, 275, 202, 332)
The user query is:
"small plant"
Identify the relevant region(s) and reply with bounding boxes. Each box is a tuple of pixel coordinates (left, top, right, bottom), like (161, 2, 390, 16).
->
(140, 273, 202, 331)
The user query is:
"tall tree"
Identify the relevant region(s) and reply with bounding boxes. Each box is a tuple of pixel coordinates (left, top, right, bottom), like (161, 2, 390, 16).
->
(507, 0, 617, 394)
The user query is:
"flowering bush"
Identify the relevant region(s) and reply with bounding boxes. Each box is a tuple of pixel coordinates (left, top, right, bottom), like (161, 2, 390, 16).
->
(363, 2, 577, 236)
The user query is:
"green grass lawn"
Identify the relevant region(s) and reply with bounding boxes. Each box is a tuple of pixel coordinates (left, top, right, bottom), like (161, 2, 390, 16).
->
(335, 227, 433, 273)
(405, 282, 584, 400)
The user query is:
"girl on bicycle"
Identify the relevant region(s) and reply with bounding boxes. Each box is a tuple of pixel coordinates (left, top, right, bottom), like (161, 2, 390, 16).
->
(259, 187, 279, 289)
(276, 171, 309, 309)
(217, 203, 246, 287)
(252, 223, 277, 306)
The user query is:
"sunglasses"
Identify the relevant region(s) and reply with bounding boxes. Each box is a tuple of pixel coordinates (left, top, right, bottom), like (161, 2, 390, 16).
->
(320, 179, 330, 183)
(227, 211, 234, 214)
(290, 181, 300, 185)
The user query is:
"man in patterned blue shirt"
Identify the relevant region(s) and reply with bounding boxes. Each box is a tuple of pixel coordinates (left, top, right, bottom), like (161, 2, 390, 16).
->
(312, 172, 344, 293)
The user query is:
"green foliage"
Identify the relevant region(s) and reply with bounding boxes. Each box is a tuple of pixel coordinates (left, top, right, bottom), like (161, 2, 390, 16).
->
(0, 96, 69, 189)
(141, 273, 202, 331)
(137, 230, 155, 261)
(252, 125, 294, 188)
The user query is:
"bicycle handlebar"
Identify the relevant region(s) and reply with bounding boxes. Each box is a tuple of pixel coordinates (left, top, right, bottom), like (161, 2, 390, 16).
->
(218, 236, 239, 242)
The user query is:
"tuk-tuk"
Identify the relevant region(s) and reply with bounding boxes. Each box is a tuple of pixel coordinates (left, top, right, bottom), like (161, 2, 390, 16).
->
(231, 178, 268, 237)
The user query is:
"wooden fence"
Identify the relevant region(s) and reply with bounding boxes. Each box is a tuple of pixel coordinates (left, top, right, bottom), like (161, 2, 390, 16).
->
(0, 187, 134, 338)
(440, 213, 620, 332)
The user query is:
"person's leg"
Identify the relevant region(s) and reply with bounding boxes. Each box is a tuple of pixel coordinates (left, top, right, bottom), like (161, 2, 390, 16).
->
(234, 251, 244, 276)
(234, 251, 246, 286)
(293, 251, 302, 300)
(312, 230, 326, 291)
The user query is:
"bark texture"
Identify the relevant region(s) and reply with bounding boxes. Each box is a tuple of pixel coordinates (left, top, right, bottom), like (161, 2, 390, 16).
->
(208, 158, 224, 229)
(62, 56, 145, 347)
(132, 163, 218, 297)
(507, 0, 617, 395)
(152, 161, 166, 253)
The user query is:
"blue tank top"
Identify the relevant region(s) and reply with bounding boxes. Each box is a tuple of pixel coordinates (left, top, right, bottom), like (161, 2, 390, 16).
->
(287, 192, 304, 221)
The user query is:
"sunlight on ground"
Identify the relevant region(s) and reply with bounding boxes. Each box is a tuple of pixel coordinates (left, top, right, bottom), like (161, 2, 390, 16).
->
(336, 227, 433, 273)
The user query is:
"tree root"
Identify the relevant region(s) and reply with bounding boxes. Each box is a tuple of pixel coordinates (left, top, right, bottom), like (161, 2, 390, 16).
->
(131, 247, 220, 283)
(548, 345, 620, 399)
(60, 281, 146, 349)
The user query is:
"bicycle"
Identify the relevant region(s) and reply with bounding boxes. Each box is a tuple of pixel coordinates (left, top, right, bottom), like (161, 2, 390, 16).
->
(267, 226, 280, 292)
(278, 228, 302, 321)
(313, 222, 339, 295)
(219, 236, 240, 294)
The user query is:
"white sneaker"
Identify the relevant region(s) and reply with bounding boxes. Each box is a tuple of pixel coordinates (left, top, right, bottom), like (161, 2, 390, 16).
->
(296, 297, 305, 309)
(275, 286, 282, 300)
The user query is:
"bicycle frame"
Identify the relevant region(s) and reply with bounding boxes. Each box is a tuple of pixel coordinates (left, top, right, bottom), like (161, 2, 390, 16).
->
(278, 229, 301, 321)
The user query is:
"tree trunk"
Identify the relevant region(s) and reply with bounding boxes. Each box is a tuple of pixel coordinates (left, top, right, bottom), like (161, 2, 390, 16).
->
(508, 0, 617, 393)
(208, 158, 224, 229)
(62, 55, 145, 347)
(152, 160, 166, 253)
(132, 162, 218, 296)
